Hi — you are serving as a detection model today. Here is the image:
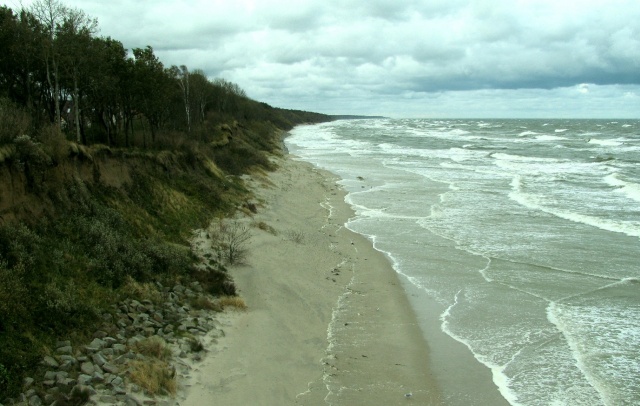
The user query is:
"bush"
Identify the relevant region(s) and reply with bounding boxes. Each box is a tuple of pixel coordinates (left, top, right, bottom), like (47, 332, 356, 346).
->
(191, 267, 237, 296)
(208, 219, 252, 265)
(0, 98, 31, 144)
(0, 261, 29, 332)
(0, 363, 9, 395)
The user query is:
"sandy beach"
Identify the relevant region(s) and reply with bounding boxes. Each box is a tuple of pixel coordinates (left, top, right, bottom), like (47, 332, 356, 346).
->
(179, 154, 442, 405)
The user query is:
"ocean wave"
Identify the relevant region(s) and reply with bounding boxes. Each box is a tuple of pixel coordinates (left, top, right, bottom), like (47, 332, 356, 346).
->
(604, 173, 640, 203)
(588, 138, 625, 147)
(509, 176, 640, 238)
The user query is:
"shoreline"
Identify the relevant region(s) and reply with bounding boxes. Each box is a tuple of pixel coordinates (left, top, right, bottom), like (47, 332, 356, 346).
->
(180, 154, 442, 405)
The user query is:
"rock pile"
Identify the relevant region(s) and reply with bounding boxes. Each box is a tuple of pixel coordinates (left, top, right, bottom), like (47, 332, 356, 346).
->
(3, 281, 225, 406)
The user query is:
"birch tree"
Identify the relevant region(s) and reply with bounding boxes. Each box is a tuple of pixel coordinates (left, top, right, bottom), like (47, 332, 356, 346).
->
(31, 0, 66, 128)
(56, 9, 97, 143)
(170, 65, 191, 133)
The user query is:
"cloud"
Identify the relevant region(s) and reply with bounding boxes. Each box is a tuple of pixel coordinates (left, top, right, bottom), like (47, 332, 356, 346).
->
(5, 0, 640, 117)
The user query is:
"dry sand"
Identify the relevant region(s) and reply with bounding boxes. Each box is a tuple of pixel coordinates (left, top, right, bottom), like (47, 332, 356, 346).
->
(179, 155, 442, 405)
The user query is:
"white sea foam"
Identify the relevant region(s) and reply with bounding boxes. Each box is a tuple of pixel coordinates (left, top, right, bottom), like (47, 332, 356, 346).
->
(509, 176, 640, 238)
(518, 130, 538, 136)
(604, 173, 640, 203)
(535, 135, 566, 142)
(588, 138, 624, 147)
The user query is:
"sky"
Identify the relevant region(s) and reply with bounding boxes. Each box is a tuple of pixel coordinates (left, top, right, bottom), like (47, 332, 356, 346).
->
(5, 0, 640, 118)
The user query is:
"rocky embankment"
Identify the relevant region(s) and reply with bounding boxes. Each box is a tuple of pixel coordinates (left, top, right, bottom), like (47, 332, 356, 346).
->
(3, 279, 226, 406)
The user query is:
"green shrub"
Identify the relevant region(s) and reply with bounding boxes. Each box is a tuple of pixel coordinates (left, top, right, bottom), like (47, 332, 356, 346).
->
(0, 98, 31, 145)
(0, 363, 10, 398)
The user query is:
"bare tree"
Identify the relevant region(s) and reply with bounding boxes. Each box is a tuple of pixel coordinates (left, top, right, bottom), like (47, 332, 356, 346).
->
(31, 0, 67, 128)
(31, 0, 97, 139)
(190, 69, 211, 126)
(57, 8, 98, 142)
(208, 219, 252, 265)
(170, 65, 191, 133)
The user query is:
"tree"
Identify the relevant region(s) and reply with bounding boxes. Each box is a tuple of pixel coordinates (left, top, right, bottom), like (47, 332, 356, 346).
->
(170, 64, 191, 133)
(31, 0, 67, 128)
(86, 37, 128, 146)
(132, 46, 172, 145)
(56, 9, 98, 143)
(189, 69, 212, 126)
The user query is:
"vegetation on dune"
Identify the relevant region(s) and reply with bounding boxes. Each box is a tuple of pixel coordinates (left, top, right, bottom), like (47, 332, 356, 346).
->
(0, 0, 331, 399)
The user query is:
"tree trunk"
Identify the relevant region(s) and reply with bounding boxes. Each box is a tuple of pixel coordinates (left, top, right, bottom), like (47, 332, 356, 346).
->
(73, 72, 81, 143)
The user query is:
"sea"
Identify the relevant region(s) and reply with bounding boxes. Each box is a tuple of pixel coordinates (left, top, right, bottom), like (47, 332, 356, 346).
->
(285, 119, 640, 406)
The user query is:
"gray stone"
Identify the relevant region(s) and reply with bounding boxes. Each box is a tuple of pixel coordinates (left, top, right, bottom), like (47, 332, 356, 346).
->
(104, 337, 118, 347)
(94, 330, 108, 339)
(86, 337, 105, 352)
(42, 356, 59, 368)
(54, 371, 69, 382)
(43, 371, 57, 381)
(92, 352, 107, 367)
(56, 346, 73, 355)
(102, 363, 119, 374)
(125, 395, 143, 406)
(56, 377, 75, 392)
(92, 371, 105, 383)
(59, 360, 76, 371)
(100, 395, 117, 403)
(22, 377, 34, 389)
(77, 374, 93, 386)
(112, 344, 127, 355)
(80, 362, 95, 375)
(110, 376, 124, 388)
(27, 395, 42, 406)
(58, 355, 75, 363)
(56, 340, 71, 348)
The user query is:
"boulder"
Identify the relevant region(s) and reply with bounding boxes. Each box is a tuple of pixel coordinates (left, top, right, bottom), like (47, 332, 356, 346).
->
(80, 362, 95, 376)
(85, 338, 105, 352)
(56, 346, 73, 355)
(92, 353, 107, 367)
(102, 363, 119, 374)
(42, 356, 59, 368)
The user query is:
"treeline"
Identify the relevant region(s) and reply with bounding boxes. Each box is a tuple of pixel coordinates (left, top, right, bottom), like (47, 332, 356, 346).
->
(0, 0, 328, 148)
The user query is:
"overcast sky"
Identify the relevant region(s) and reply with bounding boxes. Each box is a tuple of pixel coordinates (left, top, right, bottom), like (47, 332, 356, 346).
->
(6, 0, 640, 118)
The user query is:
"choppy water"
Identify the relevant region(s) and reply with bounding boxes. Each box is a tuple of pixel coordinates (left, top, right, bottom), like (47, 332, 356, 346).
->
(286, 119, 640, 406)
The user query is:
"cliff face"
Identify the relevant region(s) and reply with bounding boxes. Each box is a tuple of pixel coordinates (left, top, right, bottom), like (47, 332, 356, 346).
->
(0, 121, 277, 399)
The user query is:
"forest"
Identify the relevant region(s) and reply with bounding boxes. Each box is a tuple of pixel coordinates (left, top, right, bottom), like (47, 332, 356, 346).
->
(0, 1, 331, 400)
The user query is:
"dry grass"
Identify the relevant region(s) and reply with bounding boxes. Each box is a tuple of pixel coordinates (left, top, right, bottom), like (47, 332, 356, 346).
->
(190, 296, 222, 312)
(129, 359, 176, 396)
(216, 295, 248, 311)
(285, 229, 305, 244)
(254, 221, 277, 235)
(120, 275, 162, 304)
(132, 336, 171, 361)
